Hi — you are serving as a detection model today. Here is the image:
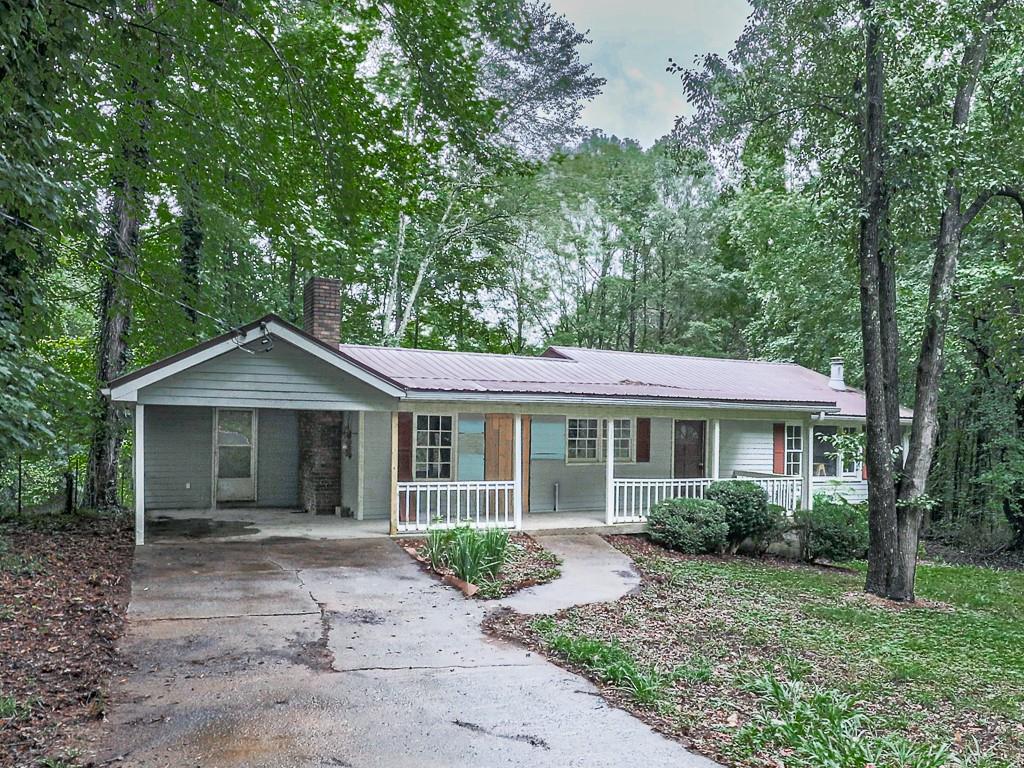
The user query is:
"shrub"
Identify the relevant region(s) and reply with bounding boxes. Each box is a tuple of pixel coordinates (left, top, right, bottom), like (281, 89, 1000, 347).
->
(795, 495, 869, 562)
(421, 524, 510, 584)
(647, 497, 729, 554)
(706, 480, 779, 553)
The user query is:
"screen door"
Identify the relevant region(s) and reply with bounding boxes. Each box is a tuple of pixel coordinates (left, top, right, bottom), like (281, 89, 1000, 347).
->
(216, 409, 257, 502)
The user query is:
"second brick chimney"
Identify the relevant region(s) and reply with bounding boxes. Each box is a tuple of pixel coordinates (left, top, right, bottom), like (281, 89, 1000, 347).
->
(299, 276, 345, 515)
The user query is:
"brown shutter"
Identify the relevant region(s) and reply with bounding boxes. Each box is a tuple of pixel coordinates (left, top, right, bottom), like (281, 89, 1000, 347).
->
(773, 423, 786, 475)
(397, 412, 413, 481)
(636, 418, 651, 463)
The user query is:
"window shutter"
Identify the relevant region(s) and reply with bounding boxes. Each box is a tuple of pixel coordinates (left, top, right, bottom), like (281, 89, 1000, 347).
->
(397, 412, 413, 481)
(773, 423, 786, 475)
(636, 418, 651, 463)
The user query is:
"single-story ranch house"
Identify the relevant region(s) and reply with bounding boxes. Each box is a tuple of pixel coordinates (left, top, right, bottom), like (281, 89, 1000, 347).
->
(106, 278, 911, 545)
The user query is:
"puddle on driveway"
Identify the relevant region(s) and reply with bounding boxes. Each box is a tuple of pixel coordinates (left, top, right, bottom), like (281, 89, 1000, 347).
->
(149, 516, 260, 539)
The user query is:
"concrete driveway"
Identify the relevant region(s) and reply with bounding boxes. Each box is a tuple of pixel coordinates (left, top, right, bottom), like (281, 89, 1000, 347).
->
(94, 537, 716, 767)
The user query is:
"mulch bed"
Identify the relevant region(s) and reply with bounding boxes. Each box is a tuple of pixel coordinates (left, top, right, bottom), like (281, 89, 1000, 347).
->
(0, 513, 134, 767)
(402, 533, 561, 599)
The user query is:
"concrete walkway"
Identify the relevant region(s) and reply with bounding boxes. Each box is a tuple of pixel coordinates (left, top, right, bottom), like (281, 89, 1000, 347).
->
(92, 538, 716, 768)
(499, 534, 641, 614)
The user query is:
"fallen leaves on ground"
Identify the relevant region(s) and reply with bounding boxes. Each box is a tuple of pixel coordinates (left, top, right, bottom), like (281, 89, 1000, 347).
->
(0, 513, 133, 767)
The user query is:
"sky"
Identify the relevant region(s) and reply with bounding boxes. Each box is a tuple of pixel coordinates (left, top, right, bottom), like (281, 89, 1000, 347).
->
(549, 0, 750, 147)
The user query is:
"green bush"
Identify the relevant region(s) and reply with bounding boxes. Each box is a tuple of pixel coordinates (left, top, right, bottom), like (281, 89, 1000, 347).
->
(795, 495, 869, 562)
(647, 497, 729, 554)
(706, 480, 779, 553)
(421, 524, 510, 584)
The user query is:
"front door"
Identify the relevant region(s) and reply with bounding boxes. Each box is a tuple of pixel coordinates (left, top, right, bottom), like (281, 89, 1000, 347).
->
(673, 420, 706, 478)
(216, 409, 257, 502)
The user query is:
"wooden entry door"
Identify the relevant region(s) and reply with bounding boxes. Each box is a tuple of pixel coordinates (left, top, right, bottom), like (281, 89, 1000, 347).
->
(673, 420, 706, 478)
(484, 414, 530, 514)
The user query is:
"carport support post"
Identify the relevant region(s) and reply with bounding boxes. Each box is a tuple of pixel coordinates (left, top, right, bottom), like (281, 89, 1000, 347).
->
(604, 417, 614, 525)
(513, 413, 523, 529)
(389, 411, 398, 535)
(134, 404, 145, 546)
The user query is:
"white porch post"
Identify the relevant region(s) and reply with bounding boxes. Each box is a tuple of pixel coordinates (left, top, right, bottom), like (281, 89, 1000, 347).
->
(134, 404, 145, 545)
(711, 418, 721, 480)
(356, 411, 365, 521)
(389, 411, 399, 535)
(605, 417, 615, 525)
(513, 413, 523, 529)
(801, 420, 814, 510)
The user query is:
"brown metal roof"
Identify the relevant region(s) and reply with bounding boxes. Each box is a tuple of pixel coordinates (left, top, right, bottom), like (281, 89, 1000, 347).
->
(339, 343, 902, 417)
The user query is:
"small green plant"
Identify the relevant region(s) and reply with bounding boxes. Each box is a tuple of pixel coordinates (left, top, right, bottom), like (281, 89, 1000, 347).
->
(0, 694, 32, 720)
(421, 524, 510, 584)
(706, 480, 779, 553)
(738, 673, 1007, 768)
(533, 622, 672, 707)
(647, 497, 729, 554)
(794, 494, 869, 562)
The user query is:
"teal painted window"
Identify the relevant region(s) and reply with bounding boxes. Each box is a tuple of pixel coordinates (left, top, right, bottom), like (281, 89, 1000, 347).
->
(457, 415, 484, 480)
(531, 419, 565, 460)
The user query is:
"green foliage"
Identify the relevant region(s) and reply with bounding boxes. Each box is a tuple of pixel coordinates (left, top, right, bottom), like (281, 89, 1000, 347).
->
(0, 694, 33, 720)
(740, 674, 1007, 768)
(532, 620, 672, 707)
(647, 497, 729, 555)
(795, 495, 870, 563)
(706, 480, 778, 553)
(422, 524, 510, 584)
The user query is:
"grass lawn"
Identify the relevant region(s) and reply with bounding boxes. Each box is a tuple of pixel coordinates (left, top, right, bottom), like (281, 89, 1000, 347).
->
(487, 535, 1024, 767)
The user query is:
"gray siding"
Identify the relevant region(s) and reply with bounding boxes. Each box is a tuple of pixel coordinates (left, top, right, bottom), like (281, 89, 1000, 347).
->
(138, 339, 397, 410)
(340, 412, 359, 515)
(144, 405, 300, 510)
(360, 411, 393, 519)
(256, 409, 299, 507)
(719, 420, 775, 476)
(144, 406, 212, 509)
(528, 416, 673, 513)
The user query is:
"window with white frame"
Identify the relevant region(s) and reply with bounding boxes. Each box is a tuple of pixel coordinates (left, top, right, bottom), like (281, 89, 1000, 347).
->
(785, 424, 803, 476)
(813, 426, 862, 477)
(602, 418, 634, 461)
(566, 418, 600, 462)
(415, 414, 453, 479)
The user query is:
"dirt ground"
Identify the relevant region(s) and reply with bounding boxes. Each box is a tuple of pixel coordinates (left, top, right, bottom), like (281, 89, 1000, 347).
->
(0, 512, 133, 766)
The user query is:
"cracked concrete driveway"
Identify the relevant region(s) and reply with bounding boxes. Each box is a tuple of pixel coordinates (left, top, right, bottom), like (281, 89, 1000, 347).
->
(94, 537, 716, 768)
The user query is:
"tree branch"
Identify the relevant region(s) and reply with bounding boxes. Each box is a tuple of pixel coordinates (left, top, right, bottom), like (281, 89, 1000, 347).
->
(961, 185, 1024, 230)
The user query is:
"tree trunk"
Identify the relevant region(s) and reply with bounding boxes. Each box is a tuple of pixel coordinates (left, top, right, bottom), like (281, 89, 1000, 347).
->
(86, 181, 142, 509)
(857, 0, 912, 601)
(85, 0, 157, 510)
(179, 178, 202, 334)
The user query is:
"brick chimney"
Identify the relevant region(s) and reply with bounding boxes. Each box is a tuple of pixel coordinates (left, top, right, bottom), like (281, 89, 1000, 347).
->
(303, 276, 342, 345)
(298, 276, 345, 516)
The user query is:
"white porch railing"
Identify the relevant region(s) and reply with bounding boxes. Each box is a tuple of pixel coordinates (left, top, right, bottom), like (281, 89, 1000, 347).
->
(612, 476, 803, 523)
(396, 480, 517, 533)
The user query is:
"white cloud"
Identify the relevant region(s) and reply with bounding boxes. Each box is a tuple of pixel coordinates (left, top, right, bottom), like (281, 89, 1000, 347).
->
(549, 0, 750, 146)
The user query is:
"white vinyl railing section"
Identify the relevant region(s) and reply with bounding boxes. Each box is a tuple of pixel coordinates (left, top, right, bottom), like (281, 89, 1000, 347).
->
(612, 476, 803, 523)
(396, 480, 517, 533)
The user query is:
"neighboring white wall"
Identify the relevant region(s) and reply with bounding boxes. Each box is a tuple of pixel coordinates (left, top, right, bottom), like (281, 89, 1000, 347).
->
(719, 419, 775, 476)
(812, 477, 869, 504)
(138, 339, 397, 411)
